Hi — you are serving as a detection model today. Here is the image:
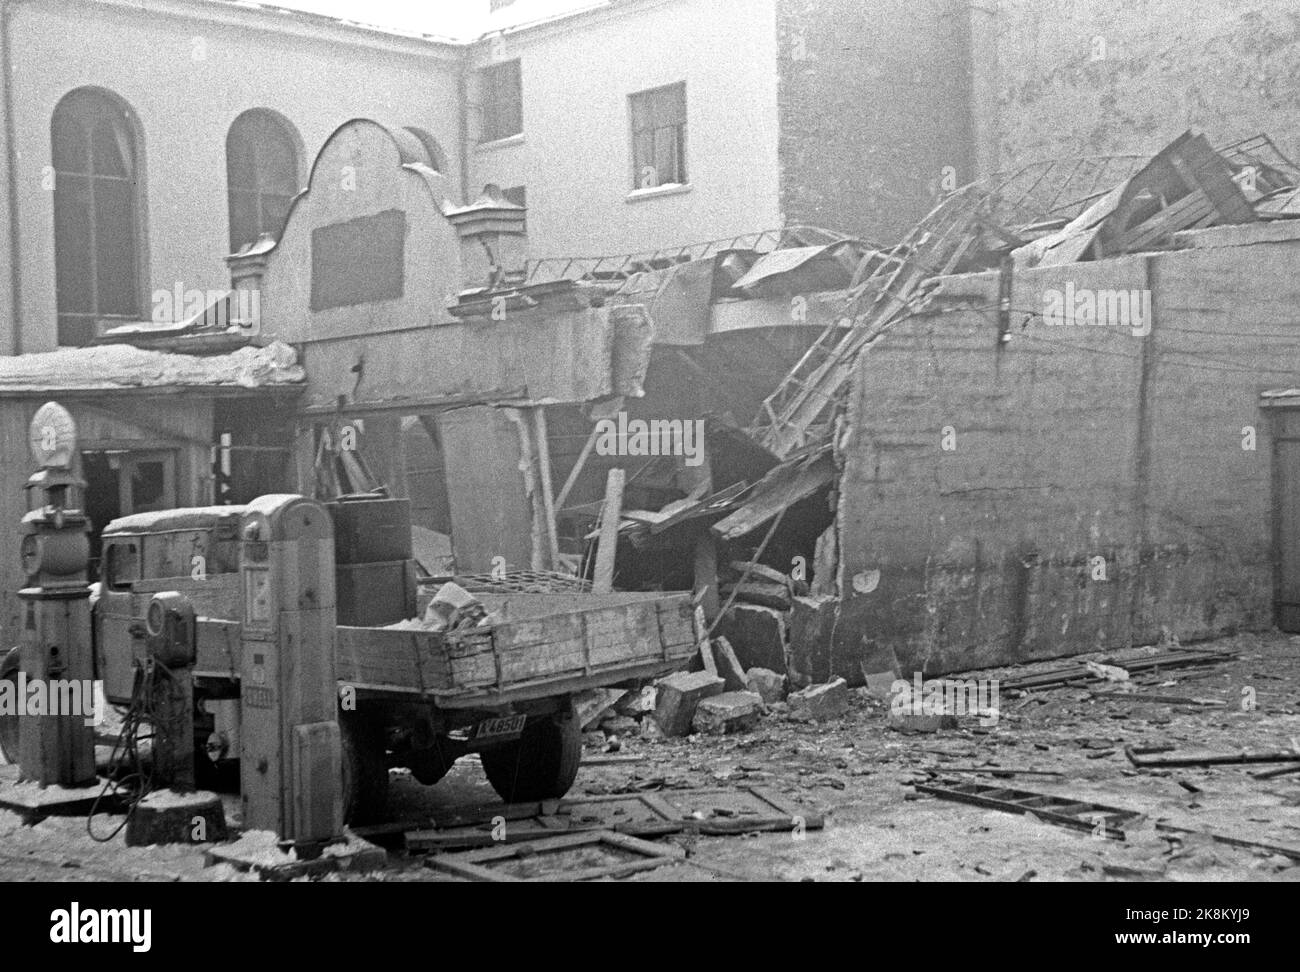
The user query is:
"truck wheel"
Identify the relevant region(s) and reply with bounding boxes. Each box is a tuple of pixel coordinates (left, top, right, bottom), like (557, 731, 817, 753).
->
(340, 713, 388, 825)
(480, 708, 581, 802)
(0, 648, 18, 764)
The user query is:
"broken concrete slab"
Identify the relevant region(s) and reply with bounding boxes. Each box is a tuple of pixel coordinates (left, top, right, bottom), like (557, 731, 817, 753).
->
(714, 603, 787, 674)
(615, 685, 657, 716)
(745, 667, 787, 704)
(788, 677, 849, 721)
(788, 597, 883, 689)
(575, 687, 628, 729)
(711, 637, 749, 692)
(692, 691, 764, 735)
(654, 671, 725, 737)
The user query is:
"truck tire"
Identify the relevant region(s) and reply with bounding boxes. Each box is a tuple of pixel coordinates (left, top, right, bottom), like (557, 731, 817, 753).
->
(0, 648, 18, 764)
(340, 712, 388, 825)
(480, 707, 581, 802)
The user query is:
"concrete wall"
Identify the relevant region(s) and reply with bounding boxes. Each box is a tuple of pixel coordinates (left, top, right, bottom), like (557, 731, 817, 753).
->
(834, 229, 1300, 674)
(467, 0, 783, 257)
(776, 0, 976, 243)
(995, 0, 1300, 173)
(3, 0, 463, 352)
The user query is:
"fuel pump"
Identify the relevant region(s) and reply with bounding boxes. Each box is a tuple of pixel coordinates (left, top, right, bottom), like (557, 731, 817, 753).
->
(16, 402, 95, 787)
(238, 495, 343, 844)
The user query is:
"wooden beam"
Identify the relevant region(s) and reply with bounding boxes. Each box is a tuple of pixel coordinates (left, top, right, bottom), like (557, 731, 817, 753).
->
(592, 469, 625, 594)
(555, 423, 600, 512)
(531, 407, 561, 571)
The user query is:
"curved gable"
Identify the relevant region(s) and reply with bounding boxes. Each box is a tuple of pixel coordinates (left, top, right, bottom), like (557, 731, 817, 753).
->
(259, 118, 464, 345)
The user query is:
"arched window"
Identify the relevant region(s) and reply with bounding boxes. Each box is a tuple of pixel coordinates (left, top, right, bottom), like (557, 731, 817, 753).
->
(402, 127, 448, 174)
(51, 88, 145, 346)
(226, 110, 301, 254)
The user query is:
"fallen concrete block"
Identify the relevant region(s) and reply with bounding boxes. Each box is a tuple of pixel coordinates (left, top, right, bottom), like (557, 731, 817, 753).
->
(714, 603, 787, 673)
(745, 667, 787, 704)
(575, 687, 628, 729)
(711, 637, 749, 692)
(788, 677, 849, 721)
(654, 671, 725, 737)
(615, 685, 657, 716)
(691, 691, 764, 735)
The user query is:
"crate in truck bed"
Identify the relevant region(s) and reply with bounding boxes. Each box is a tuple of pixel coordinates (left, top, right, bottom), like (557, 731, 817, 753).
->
(334, 591, 698, 706)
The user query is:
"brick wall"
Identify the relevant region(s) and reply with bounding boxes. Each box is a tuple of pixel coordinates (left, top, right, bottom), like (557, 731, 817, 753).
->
(995, 0, 1300, 172)
(776, 0, 976, 243)
(832, 228, 1300, 674)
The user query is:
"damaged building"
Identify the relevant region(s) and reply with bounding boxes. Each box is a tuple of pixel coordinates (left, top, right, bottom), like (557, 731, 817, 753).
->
(0, 1, 1298, 701)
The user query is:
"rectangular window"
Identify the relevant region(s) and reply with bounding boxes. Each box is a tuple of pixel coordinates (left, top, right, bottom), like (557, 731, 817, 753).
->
(630, 82, 687, 190)
(480, 59, 523, 142)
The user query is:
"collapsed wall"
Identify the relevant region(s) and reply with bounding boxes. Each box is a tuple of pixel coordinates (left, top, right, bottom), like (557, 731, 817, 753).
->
(830, 226, 1300, 675)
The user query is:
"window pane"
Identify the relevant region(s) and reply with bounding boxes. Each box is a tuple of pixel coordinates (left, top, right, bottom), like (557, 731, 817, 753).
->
(481, 60, 522, 141)
(655, 129, 677, 185)
(129, 461, 167, 512)
(633, 129, 655, 186)
(91, 115, 131, 178)
(54, 174, 93, 314)
(227, 111, 300, 250)
(630, 84, 686, 188)
(261, 192, 294, 241)
(630, 91, 651, 133)
(94, 177, 138, 316)
(51, 109, 88, 174)
(258, 131, 298, 195)
(229, 188, 260, 253)
(51, 89, 143, 333)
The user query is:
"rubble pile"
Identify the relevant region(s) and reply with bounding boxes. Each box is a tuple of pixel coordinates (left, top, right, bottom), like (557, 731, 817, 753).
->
(574, 634, 855, 755)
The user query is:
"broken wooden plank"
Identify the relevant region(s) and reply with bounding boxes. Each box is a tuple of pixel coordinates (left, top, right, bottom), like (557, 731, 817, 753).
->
(1126, 745, 1300, 769)
(592, 469, 625, 594)
(1001, 647, 1234, 692)
(554, 423, 601, 512)
(530, 407, 561, 571)
(712, 453, 833, 541)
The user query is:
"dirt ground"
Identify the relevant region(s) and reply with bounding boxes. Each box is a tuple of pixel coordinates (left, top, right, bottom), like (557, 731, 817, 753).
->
(2, 629, 1298, 882)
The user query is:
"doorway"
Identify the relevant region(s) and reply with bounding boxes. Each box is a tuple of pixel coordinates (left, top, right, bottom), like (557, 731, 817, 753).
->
(80, 449, 177, 579)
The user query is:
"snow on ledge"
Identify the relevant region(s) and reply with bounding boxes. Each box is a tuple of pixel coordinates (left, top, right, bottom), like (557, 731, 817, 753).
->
(0, 341, 305, 393)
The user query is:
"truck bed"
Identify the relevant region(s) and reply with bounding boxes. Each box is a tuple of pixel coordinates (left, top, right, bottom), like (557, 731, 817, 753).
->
(195, 591, 698, 708)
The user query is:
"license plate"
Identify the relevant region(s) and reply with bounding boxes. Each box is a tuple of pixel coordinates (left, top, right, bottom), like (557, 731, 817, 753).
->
(472, 714, 527, 745)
